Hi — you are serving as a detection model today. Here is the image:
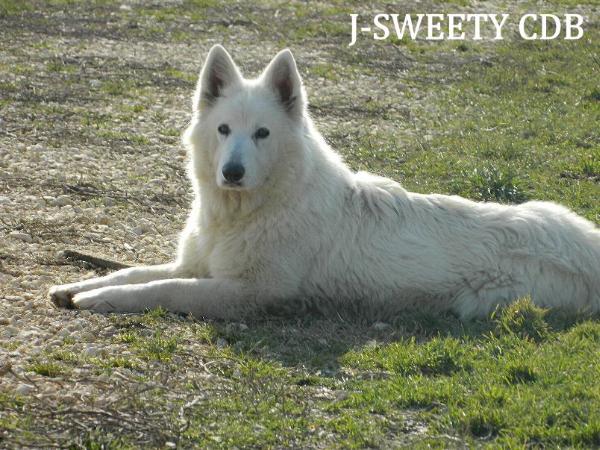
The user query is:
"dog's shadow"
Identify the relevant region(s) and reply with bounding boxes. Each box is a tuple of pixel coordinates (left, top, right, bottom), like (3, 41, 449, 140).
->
(209, 301, 593, 376)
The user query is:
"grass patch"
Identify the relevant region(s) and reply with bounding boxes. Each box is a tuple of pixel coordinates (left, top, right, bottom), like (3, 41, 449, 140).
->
(46, 59, 78, 74)
(504, 363, 537, 384)
(451, 165, 527, 203)
(342, 336, 471, 377)
(27, 361, 65, 377)
(116, 321, 179, 362)
(101, 80, 138, 97)
(164, 66, 195, 84)
(378, 21, 600, 223)
(333, 302, 600, 446)
(311, 63, 339, 81)
(493, 298, 550, 342)
(97, 130, 150, 145)
(0, 0, 31, 17)
(142, 332, 178, 361)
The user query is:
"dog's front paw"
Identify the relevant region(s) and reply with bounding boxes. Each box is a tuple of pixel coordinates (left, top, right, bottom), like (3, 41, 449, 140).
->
(72, 290, 117, 312)
(49, 284, 77, 309)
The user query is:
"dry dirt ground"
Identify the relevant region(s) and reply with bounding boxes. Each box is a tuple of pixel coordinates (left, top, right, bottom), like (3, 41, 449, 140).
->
(0, 0, 599, 448)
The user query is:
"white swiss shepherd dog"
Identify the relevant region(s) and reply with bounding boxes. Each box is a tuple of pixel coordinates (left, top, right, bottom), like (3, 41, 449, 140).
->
(50, 45, 600, 320)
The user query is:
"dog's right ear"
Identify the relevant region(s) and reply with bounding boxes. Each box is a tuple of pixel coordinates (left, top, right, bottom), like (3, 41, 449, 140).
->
(194, 45, 242, 112)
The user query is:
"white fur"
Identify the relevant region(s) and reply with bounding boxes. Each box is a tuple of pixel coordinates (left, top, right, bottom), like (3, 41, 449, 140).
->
(49, 46, 600, 320)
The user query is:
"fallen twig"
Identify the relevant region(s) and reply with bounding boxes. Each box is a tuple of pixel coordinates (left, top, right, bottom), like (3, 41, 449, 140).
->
(59, 249, 132, 270)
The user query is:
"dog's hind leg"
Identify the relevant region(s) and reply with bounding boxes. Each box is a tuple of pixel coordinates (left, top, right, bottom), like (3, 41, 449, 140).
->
(49, 263, 183, 309)
(70, 278, 268, 319)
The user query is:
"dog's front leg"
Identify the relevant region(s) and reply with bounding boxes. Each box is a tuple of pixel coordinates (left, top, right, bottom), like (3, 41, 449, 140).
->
(72, 278, 267, 319)
(49, 263, 183, 309)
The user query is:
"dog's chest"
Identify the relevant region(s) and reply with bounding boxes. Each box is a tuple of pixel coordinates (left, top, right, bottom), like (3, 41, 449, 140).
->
(205, 227, 263, 279)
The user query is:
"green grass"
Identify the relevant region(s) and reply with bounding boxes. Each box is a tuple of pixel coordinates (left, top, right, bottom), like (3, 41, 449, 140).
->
(1, 0, 599, 447)
(451, 165, 528, 203)
(67, 303, 594, 448)
(97, 130, 150, 145)
(311, 63, 339, 81)
(101, 80, 138, 96)
(27, 361, 65, 377)
(323, 302, 600, 447)
(0, 0, 31, 17)
(163, 66, 196, 84)
(137, 0, 217, 22)
(389, 35, 600, 222)
(46, 59, 78, 74)
(140, 301, 600, 448)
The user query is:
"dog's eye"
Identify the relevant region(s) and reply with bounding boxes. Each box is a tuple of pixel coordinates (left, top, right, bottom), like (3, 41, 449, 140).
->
(217, 124, 230, 136)
(254, 127, 270, 139)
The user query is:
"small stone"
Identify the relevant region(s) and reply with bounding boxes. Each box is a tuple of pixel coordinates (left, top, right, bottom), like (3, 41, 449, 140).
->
(43, 195, 56, 204)
(9, 231, 33, 243)
(131, 226, 145, 235)
(55, 195, 71, 207)
(47, 339, 63, 347)
(29, 143, 45, 152)
(372, 322, 392, 331)
(131, 220, 154, 235)
(18, 329, 39, 339)
(67, 319, 86, 331)
(3, 326, 18, 337)
(365, 339, 378, 348)
(79, 331, 95, 341)
(84, 345, 99, 357)
(57, 328, 71, 337)
(216, 337, 228, 348)
(0, 196, 10, 204)
(96, 374, 110, 383)
(96, 214, 112, 225)
(21, 300, 34, 310)
(15, 384, 35, 395)
(89, 79, 101, 88)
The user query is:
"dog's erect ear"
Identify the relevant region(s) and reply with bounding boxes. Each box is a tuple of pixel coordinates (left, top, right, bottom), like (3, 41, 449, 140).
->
(194, 45, 242, 111)
(261, 49, 305, 117)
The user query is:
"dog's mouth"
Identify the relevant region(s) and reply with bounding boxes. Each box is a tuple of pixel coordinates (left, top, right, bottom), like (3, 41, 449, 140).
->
(220, 180, 245, 190)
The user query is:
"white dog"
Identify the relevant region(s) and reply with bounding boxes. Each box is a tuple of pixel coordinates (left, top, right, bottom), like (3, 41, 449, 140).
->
(50, 45, 600, 320)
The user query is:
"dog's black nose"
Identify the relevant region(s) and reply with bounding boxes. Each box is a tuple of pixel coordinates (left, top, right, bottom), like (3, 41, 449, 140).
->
(222, 162, 245, 183)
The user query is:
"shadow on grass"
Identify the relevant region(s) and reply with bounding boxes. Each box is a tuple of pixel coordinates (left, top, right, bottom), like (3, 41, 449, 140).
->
(208, 298, 597, 374)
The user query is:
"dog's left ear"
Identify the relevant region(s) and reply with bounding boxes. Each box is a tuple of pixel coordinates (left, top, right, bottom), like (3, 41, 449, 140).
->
(261, 49, 305, 118)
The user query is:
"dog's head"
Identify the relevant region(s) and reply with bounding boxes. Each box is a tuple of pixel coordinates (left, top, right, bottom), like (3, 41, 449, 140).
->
(184, 45, 307, 192)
